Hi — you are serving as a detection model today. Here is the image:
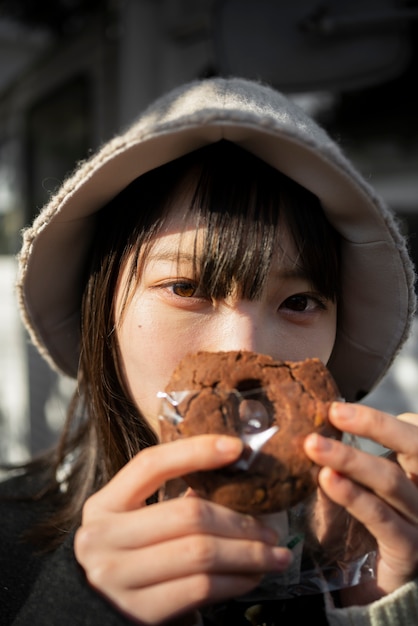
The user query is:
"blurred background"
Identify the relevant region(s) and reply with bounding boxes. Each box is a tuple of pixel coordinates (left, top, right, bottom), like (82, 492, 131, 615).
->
(0, 0, 417, 463)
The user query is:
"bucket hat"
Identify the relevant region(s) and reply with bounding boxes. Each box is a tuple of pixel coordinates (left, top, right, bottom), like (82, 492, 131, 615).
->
(17, 77, 416, 402)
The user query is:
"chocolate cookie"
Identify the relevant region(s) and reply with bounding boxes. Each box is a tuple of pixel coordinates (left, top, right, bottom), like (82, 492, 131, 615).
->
(159, 351, 341, 514)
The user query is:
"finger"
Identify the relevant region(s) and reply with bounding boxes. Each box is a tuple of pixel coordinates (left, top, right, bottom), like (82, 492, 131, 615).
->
(304, 434, 418, 524)
(315, 468, 418, 595)
(100, 572, 264, 625)
(85, 535, 291, 592)
(329, 402, 418, 460)
(396, 413, 418, 479)
(78, 497, 279, 551)
(90, 435, 243, 513)
(397, 413, 418, 427)
(329, 403, 418, 479)
(317, 468, 418, 579)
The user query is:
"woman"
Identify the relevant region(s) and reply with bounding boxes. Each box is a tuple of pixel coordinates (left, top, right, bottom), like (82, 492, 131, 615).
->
(2, 77, 417, 625)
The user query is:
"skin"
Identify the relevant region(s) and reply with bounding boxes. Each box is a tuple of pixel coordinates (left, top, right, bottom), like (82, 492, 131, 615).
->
(305, 407, 418, 604)
(115, 208, 337, 431)
(74, 194, 418, 624)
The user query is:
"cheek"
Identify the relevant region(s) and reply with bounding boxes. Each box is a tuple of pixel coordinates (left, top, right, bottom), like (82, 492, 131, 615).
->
(116, 300, 198, 429)
(283, 305, 337, 365)
(288, 308, 337, 365)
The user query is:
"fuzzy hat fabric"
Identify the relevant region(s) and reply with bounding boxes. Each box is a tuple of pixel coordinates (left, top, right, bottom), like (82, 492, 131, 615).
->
(17, 77, 416, 402)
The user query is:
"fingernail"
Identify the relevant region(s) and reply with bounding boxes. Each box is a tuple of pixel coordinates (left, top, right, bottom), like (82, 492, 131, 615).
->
(215, 436, 243, 455)
(272, 547, 293, 569)
(305, 433, 332, 451)
(331, 402, 356, 420)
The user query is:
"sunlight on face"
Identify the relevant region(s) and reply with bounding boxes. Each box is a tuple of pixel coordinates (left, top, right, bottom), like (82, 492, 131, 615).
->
(115, 193, 337, 432)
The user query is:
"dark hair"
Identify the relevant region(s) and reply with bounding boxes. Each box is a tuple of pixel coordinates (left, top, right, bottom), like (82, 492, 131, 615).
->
(27, 140, 340, 549)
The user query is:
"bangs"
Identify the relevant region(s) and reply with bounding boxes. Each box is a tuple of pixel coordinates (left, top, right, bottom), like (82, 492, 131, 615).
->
(179, 143, 339, 301)
(183, 149, 280, 301)
(95, 140, 340, 308)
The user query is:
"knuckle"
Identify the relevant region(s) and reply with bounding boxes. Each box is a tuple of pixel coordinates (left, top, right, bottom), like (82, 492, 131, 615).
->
(178, 497, 209, 530)
(135, 446, 156, 473)
(368, 497, 392, 526)
(74, 527, 118, 590)
(187, 536, 217, 570)
(87, 558, 117, 590)
(74, 526, 88, 560)
(74, 522, 105, 562)
(381, 462, 405, 498)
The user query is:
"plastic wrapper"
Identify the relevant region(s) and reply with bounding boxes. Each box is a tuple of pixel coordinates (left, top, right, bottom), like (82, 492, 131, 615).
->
(157, 387, 377, 600)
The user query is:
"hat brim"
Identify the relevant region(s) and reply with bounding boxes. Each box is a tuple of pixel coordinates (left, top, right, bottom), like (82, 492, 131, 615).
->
(18, 78, 416, 401)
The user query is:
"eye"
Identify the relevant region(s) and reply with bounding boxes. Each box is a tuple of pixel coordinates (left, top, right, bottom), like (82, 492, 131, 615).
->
(282, 294, 327, 312)
(171, 281, 197, 298)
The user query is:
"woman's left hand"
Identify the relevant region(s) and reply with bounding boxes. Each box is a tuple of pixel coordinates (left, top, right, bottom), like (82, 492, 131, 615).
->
(304, 402, 418, 603)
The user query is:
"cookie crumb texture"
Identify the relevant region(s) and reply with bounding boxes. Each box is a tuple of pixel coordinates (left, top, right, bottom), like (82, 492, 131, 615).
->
(160, 351, 341, 514)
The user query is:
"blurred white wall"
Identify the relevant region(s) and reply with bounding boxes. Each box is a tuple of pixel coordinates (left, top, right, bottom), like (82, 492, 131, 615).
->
(0, 256, 29, 462)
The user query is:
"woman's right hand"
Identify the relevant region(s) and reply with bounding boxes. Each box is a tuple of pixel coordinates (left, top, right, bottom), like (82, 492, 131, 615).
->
(74, 435, 292, 625)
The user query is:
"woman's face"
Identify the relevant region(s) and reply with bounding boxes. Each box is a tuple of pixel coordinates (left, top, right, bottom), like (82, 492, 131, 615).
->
(115, 198, 337, 433)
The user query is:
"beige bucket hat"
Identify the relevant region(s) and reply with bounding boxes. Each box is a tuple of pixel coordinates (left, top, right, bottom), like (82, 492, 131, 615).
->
(17, 77, 416, 402)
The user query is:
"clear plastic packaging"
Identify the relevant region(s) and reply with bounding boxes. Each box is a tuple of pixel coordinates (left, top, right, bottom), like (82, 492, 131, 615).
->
(158, 387, 377, 599)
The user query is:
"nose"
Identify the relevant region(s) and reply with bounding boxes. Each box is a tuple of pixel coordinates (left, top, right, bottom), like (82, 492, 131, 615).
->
(206, 302, 271, 355)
